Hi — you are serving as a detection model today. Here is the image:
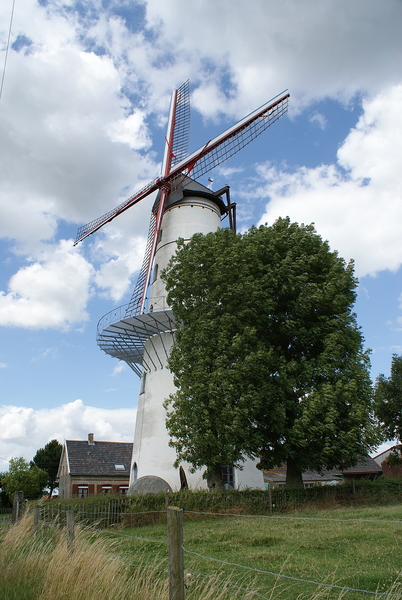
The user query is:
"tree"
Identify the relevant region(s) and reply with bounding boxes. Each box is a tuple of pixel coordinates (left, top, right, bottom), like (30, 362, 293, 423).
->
(0, 471, 12, 507)
(163, 218, 379, 488)
(2, 457, 48, 501)
(32, 439, 63, 497)
(374, 354, 402, 442)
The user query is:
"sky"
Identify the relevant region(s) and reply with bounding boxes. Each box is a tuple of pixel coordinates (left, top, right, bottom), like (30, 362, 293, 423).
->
(1, 0, 401, 467)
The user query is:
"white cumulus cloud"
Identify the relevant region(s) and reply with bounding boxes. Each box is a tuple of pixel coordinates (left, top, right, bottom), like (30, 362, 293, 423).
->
(0, 240, 94, 329)
(143, 0, 402, 118)
(255, 85, 402, 278)
(0, 399, 136, 465)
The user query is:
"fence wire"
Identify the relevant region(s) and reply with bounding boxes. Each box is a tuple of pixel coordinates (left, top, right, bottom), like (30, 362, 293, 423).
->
(183, 509, 402, 524)
(182, 546, 402, 598)
(28, 502, 402, 600)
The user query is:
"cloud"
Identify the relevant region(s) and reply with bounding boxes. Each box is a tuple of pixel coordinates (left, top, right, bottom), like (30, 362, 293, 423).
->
(0, 240, 94, 329)
(1, 0, 402, 331)
(92, 224, 149, 302)
(0, 399, 136, 465)
(309, 112, 327, 130)
(112, 362, 126, 376)
(254, 85, 402, 278)
(31, 347, 59, 362)
(0, 46, 158, 244)
(143, 0, 402, 117)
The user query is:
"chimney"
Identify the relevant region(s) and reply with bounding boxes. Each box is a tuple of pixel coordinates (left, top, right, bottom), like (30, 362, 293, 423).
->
(88, 433, 95, 445)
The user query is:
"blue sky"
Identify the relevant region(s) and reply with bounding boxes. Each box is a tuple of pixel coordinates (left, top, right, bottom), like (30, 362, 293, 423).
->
(1, 0, 401, 466)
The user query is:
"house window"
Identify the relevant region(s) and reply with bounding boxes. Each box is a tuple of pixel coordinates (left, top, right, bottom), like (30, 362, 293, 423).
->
(115, 464, 125, 471)
(78, 486, 89, 498)
(221, 465, 234, 490)
(101, 486, 112, 495)
(119, 486, 129, 495)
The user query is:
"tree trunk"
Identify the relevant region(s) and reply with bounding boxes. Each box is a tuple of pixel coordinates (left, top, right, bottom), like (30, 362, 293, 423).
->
(285, 457, 304, 488)
(207, 466, 224, 491)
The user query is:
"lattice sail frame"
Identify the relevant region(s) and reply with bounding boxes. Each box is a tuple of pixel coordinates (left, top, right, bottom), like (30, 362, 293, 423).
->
(173, 91, 289, 185)
(125, 200, 158, 317)
(170, 80, 190, 167)
(75, 89, 289, 246)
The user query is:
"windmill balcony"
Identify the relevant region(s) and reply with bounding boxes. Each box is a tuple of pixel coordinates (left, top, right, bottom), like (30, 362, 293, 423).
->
(96, 298, 176, 377)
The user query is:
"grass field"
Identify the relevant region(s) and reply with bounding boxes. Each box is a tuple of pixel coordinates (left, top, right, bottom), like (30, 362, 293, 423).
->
(109, 503, 402, 599)
(1, 503, 402, 599)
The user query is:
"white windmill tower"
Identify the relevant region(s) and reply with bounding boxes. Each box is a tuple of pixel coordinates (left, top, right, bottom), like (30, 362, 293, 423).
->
(75, 81, 289, 493)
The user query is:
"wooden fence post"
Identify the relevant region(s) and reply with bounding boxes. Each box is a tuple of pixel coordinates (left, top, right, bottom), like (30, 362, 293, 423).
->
(167, 507, 185, 600)
(33, 505, 40, 535)
(12, 491, 24, 524)
(267, 485, 273, 514)
(66, 510, 75, 554)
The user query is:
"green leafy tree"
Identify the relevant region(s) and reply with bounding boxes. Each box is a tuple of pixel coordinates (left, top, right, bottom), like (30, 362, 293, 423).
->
(31, 439, 63, 497)
(163, 218, 379, 488)
(2, 457, 48, 501)
(374, 354, 402, 442)
(0, 471, 12, 507)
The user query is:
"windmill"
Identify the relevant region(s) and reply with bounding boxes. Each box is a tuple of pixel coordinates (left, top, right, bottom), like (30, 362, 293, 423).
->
(75, 81, 289, 492)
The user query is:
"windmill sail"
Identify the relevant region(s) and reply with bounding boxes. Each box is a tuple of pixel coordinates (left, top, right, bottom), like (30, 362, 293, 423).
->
(75, 89, 289, 246)
(74, 178, 159, 245)
(131, 81, 192, 316)
(171, 90, 289, 184)
(124, 205, 158, 317)
(75, 82, 190, 247)
(169, 79, 190, 167)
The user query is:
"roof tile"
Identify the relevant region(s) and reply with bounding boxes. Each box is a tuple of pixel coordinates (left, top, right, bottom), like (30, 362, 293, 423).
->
(66, 440, 133, 476)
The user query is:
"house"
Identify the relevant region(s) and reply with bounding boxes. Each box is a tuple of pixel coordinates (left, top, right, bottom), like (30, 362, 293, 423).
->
(263, 457, 382, 489)
(342, 457, 383, 480)
(263, 466, 342, 489)
(57, 433, 133, 499)
(373, 444, 402, 466)
(373, 444, 402, 478)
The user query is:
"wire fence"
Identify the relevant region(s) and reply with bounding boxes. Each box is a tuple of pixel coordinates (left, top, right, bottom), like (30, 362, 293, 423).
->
(0, 506, 12, 530)
(32, 497, 132, 528)
(22, 501, 402, 600)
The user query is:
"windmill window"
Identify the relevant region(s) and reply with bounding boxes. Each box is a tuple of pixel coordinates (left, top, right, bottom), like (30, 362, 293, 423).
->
(139, 373, 146, 394)
(152, 263, 159, 283)
(221, 465, 234, 490)
(132, 462, 138, 483)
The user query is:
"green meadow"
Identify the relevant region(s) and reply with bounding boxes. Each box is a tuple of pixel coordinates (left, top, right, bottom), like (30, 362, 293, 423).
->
(1, 503, 402, 599)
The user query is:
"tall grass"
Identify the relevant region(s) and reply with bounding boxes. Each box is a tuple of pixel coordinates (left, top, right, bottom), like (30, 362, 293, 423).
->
(0, 512, 262, 600)
(0, 512, 169, 600)
(3, 505, 402, 600)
